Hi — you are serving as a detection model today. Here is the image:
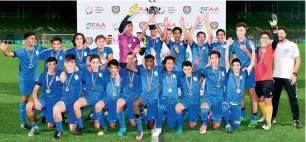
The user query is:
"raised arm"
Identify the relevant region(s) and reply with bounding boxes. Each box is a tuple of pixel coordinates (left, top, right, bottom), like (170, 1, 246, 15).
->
(247, 40, 256, 75)
(141, 14, 155, 39)
(119, 4, 139, 33)
(203, 13, 213, 46)
(162, 17, 170, 44)
(179, 17, 189, 44)
(225, 37, 233, 72)
(127, 45, 141, 73)
(188, 16, 202, 45)
(0, 43, 15, 57)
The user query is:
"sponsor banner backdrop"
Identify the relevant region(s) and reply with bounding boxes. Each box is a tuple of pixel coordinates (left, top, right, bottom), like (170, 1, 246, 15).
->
(77, 0, 225, 61)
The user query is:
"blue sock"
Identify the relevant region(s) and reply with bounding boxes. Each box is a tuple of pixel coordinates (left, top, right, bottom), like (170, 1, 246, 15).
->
(201, 108, 209, 125)
(96, 111, 106, 128)
(31, 123, 37, 128)
(117, 111, 126, 129)
(141, 111, 147, 124)
(156, 107, 165, 129)
(76, 117, 83, 128)
(135, 117, 143, 132)
(251, 113, 257, 120)
(19, 102, 26, 124)
(233, 123, 240, 129)
(241, 108, 246, 118)
(177, 112, 183, 127)
(222, 104, 230, 125)
(55, 121, 63, 132)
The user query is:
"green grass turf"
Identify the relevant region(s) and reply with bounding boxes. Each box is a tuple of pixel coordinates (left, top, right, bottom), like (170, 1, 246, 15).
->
(0, 44, 304, 142)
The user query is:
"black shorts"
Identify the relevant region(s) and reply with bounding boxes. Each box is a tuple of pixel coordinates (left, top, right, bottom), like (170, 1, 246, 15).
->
(255, 80, 274, 98)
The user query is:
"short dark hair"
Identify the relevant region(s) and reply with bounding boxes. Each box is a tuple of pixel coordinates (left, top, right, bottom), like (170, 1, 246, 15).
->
(162, 56, 176, 65)
(172, 27, 182, 34)
(47, 57, 57, 64)
(72, 33, 86, 47)
(89, 54, 100, 62)
(51, 36, 62, 43)
(196, 31, 206, 38)
(167, 28, 172, 31)
(231, 58, 241, 66)
(182, 60, 192, 68)
(236, 22, 247, 29)
(209, 50, 221, 58)
(278, 26, 287, 33)
(65, 54, 76, 62)
(144, 54, 155, 61)
(95, 35, 106, 42)
(108, 59, 120, 67)
(260, 30, 272, 38)
(24, 32, 35, 39)
(125, 21, 133, 27)
(216, 29, 225, 36)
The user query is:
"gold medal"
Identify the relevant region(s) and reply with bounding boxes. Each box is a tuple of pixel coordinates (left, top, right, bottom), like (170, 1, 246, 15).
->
(148, 87, 151, 92)
(189, 91, 193, 95)
(168, 88, 172, 93)
(66, 87, 69, 92)
(129, 83, 133, 88)
(80, 62, 83, 65)
(29, 64, 33, 68)
(46, 89, 51, 93)
(113, 92, 117, 96)
(237, 89, 241, 93)
(216, 83, 220, 88)
(92, 86, 96, 90)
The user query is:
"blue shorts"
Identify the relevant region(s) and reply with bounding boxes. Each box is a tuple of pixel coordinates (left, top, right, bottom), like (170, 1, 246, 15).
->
(84, 96, 100, 107)
(179, 99, 199, 123)
(139, 97, 158, 121)
(159, 99, 177, 129)
(60, 100, 77, 124)
(202, 97, 222, 123)
(245, 69, 255, 89)
(104, 101, 117, 123)
(19, 78, 35, 95)
(124, 99, 135, 119)
(35, 98, 58, 124)
(224, 102, 241, 122)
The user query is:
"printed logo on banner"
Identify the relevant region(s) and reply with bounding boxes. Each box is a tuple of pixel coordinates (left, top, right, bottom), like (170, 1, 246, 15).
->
(86, 37, 93, 45)
(157, 23, 163, 29)
(85, 6, 93, 14)
(167, 6, 176, 14)
(86, 22, 106, 29)
(183, 6, 191, 15)
(112, 6, 120, 14)
(148, 0, 156, 2)
(95, 6, 104, 14)
(139, 22, 146, 29)
(199, 7, 219, 14)
(195, 23, 203, 30)
(210, 21, 219, 30)
(112, 22, 119, 30)
(138, 6, 148, 12)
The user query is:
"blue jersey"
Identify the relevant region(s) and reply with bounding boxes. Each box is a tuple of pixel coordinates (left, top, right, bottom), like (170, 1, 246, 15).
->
(167, 41, 187, 71)
(120, 67, 142, 101)
(137, 66, 162, 99)
(89, 47, 113, 60)
(230, 38, 256, 67)
(36, 70, 62, 101)
(62, 71, 83, 103)
(144, 36, 163, 66)
(103, 73, 123, 103)
(13, 45, 46, 80)
(39, 48, 66, 71)
(191, 41, 210, 70)
(225, 69, 248, 105)
(211, 42, 228, 68)
(178, 70, 202, 104)
(159, 71, 179, 104)
(202, 66, 227, 103)
(82, 68, 106, 100)
(67, 47, 90, 69)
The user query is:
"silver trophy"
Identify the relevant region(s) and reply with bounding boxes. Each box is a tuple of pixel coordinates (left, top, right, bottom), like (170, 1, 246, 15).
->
(146, 6, 160, 15)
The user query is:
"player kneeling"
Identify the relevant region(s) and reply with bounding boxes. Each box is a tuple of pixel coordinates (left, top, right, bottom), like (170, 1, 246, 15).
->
(52, 54, 83, 140)
(26, 57, 62, 136)
(222, 38, 255, 133)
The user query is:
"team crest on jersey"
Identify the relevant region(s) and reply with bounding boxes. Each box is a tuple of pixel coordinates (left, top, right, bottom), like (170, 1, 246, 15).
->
(240, 76, 243, 80)
(173, 74, 176, 78)
(154, 71, 158, 76)
(85, 37, 93, 46)
(59, 56, 62, 60)
(222, 71, 224, 76)
(210, 21, 219, 30)
(99, 73, 102, 77)
(36, 50, 39, 55)
(84, 52, 87, 56)
(75, 75, 79, 80)
(193, 76, 197, 81)
(56, 76, 60, 81)
(183, 6, 191, 14)
(112, 6, 120, 14)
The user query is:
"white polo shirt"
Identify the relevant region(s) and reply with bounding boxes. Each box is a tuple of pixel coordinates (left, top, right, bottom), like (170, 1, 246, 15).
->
(273, 40, 300, 79)
(107, 43, 120, 61)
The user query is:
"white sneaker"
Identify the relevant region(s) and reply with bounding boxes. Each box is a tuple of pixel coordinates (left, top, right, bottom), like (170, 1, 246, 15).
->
(272, 117, 277, 124)
(257, 116, 266, 122)
(262, 123, 271, 130)
(28, 126, 38, 136)
(152, 128, 161, 137)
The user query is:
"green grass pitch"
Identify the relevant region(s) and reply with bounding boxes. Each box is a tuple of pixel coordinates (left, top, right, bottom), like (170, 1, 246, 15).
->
(0, 44, 304, 142)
